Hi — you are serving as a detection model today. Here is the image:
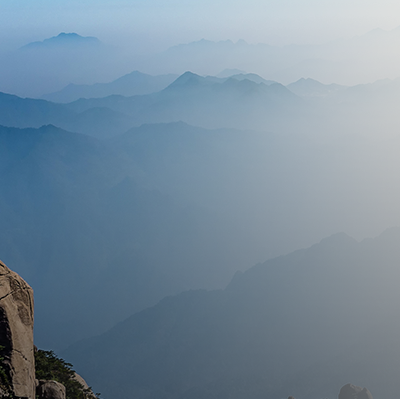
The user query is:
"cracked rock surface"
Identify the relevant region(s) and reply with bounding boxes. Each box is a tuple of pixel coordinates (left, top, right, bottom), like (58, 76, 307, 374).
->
(0, 260, 35, 399)
(37, 380, 66, 399)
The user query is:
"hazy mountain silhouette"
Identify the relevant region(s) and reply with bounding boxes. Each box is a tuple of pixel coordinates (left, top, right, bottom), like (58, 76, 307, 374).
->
(5, 24, 400, 399)
(0, 91, 76, 127)
(337, 77, 400, 102)
(64, 228, 400, 399)
(5, 71, 400, 354)
(0, 71, 298, 137)
(287, 77, 346, 98)
(7, 71, 400, 140)
(43, 71, 178, 103)
(66, 71, 301, 131)
(0, 92, 132, 139)
(4, 112, 400, 354)
(0, 33, 116, 98)
(216, 68, 247, 77)
(20, 32, 102, 50)
(6, 27, 400, 98)
(228, 72, 276, 85)
(140, 28, 400, 86)
(0, 123, 274, 349)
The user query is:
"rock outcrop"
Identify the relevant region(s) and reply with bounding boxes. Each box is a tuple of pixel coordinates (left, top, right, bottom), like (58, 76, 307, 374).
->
(36, 380, 66, 399)
(339, 383, 373, 399)
(73, 373, 96, 398)
(0, 260, 35, 399)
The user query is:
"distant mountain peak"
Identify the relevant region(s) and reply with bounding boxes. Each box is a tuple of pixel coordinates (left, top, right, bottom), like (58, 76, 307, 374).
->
(164, 71, 206, 89)
(229, 73, 276, 85)
(290, 77, 325, 87)
(287, 77, 346, 97)
(174, 71, 200, 80)
(317, 231, 357, 247)
(364, 27, 387, 37)
(58, 32, 79, 38)
(297, 77, 317, 82)
(21, 32, 101, 50)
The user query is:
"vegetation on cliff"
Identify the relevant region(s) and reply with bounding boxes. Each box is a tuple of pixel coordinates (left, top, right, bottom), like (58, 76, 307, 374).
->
(35, 349, 99, 399)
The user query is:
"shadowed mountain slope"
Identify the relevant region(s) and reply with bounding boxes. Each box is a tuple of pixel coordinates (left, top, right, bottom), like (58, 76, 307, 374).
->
(0, 92, 132, 139)
(64, 228, 400, 399)
(4, 114, 400, 352)
(0, 92, 75, 127)
(0, 123, 268, 349)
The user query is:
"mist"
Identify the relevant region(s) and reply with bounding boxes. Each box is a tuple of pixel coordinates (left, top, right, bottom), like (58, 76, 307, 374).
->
(2, 1, 400, 399)
(3, 1, 400, 97)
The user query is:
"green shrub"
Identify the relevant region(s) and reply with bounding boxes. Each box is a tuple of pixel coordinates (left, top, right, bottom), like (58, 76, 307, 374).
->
(35, 349, 99, 399)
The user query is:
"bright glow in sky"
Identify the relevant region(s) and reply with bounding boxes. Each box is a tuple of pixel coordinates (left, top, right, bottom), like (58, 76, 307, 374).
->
(2, 0, 400, 50)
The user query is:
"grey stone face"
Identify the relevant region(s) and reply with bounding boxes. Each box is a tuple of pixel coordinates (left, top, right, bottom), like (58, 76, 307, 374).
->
(0, 260, 35, 399)
(37, 380, 66, 399)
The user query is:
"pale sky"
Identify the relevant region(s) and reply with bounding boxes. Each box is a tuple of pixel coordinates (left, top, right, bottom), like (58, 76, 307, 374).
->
(2, 0, 400, 51)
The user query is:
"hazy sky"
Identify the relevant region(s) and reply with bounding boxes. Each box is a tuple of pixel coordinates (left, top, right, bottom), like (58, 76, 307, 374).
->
(2, 0, 400, 51)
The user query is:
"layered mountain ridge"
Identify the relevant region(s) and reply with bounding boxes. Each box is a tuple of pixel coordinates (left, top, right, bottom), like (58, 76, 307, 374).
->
(43, 71, 179, 103)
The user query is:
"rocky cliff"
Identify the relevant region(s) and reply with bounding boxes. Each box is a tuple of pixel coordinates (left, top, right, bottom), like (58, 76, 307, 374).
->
(0, 260, 35, 399)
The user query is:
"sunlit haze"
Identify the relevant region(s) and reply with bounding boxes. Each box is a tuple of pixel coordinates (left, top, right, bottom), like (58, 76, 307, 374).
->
(2, 1, 400, 399)
(2, 0, 400, 48)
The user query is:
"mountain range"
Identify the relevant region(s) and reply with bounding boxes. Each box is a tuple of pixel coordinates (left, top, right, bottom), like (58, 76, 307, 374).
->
(4, 70, 400, 140)
(4, 27, 400, 98)
(2, 65, 400, 397)
(3, 111, 400, 353)
(0, 72, 301, 137)
(141, 28, 400, 85)
(50, 71, 303, 132)
(3, 25, 400, 399)
(0, 122, 275, 349)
